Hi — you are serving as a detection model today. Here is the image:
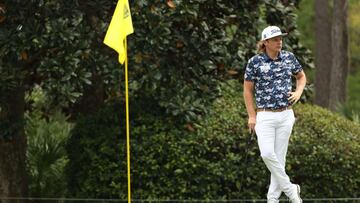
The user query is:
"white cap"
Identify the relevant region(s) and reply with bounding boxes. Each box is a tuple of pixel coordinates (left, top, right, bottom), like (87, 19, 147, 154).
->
(261, 26, 288, 41)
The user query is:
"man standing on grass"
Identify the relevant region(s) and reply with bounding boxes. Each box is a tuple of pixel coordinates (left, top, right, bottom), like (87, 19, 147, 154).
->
(243, 25, 306, 203)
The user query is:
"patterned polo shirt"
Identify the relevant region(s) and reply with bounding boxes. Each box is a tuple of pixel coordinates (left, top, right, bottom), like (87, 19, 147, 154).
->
(244, 50, 303, 109)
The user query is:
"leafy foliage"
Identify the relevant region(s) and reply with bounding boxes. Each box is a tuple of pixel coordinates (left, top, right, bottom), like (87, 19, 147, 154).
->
(264, 0, 313, 69)
(0, 0, 121, 105)
(66, 98, 126, 198)
(1, 0, 312, 128)
(128, 0, 313, 123)
(290, 104, 360, 198)
(65, 81, 263, 199)
(66, 81, 360, 199)
(25, 86, 73, 198)
(128, 0, 263, 123)
(26, 111, 72, 198)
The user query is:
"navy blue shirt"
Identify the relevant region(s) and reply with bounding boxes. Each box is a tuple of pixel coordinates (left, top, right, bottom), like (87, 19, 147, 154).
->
(244, 50, 303, 109)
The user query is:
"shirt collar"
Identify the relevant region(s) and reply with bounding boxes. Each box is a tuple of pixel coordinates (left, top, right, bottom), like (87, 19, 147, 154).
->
(262, 51, 283, 62)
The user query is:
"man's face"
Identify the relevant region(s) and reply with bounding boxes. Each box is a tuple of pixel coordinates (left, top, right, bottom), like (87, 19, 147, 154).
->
(265, 36, 283, 52)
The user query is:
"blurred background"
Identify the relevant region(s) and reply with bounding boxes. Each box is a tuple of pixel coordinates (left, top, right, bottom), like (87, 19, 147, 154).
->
(297, 0, 360, 120)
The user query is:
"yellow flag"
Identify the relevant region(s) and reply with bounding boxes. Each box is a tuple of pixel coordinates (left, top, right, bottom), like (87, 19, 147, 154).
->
(104, 0, 134, 64)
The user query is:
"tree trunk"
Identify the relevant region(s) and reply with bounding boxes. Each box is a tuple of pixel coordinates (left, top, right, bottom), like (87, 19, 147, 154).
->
(329, 0, 349, 111)
(0, 86, 28, 203)
(314, 0, 332, 108)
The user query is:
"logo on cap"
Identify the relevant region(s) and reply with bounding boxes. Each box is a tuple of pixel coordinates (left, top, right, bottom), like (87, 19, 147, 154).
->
(271, 29, 281, 34)
(261, 26, 288, 41)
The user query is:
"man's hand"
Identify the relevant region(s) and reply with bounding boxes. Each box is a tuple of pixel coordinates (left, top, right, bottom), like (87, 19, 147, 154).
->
(288, 90, 302, 104)
(248, 117, 256, 133)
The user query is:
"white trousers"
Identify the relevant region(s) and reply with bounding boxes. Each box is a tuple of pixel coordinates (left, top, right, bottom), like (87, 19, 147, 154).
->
(255, 109, 296, 201)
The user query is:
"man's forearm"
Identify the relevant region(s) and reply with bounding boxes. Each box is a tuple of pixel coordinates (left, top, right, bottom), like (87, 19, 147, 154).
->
(296, 72, 306, 93)
(243, 90, 256, 118)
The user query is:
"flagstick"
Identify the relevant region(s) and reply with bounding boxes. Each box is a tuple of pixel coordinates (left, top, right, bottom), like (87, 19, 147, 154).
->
(124, 37, 132, 203)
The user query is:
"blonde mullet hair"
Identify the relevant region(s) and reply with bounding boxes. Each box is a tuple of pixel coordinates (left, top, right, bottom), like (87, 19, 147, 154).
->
(257, 40, 266, 53)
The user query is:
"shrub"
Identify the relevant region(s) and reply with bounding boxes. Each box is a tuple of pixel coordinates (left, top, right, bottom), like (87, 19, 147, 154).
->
(289, 104, 360, 198)
(66, 81, 360, 200)
(26, 110, 72, 198)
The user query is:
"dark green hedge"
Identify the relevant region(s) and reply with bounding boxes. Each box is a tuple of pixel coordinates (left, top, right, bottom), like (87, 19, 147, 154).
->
(66, 81, 360, 200)
(289, 104, 360, 198)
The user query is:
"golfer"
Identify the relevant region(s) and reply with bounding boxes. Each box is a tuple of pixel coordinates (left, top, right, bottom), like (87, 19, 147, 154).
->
(243, 26, 306, 203)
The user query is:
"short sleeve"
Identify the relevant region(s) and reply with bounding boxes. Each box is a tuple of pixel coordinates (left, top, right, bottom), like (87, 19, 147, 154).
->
(244, 58, 256, 82)
(290, 53, 303, 75)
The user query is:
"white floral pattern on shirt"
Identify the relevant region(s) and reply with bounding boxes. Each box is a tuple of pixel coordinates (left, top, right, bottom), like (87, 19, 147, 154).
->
(244, 50, 302, 109)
